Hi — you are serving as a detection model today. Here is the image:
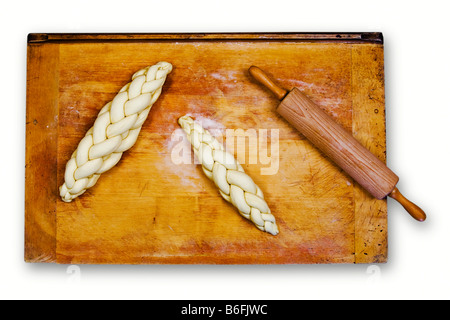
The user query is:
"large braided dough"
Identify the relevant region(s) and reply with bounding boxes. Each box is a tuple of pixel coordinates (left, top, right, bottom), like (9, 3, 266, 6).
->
(60, 62, 173, 202)
(178, 115, 279, 235)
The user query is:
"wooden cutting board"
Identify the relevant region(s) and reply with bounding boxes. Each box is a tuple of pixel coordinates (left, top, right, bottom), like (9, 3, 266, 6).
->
(25, 33, 387, 264)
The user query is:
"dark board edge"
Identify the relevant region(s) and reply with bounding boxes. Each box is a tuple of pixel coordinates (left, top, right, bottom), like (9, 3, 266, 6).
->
(28, 32, 383, 44)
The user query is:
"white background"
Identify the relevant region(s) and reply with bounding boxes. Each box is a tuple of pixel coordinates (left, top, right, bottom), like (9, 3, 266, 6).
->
(1, 0, 449, 300)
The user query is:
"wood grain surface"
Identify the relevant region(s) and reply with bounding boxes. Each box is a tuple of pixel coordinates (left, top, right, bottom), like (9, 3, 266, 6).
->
(25, 33, 387, 264)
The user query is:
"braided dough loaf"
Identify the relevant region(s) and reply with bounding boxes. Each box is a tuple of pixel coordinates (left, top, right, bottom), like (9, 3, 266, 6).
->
(59, 62, 173, 202)
(178, 115, 279, 235)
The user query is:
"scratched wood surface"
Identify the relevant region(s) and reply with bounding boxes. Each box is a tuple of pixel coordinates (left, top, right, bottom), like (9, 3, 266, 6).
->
(25, 33, 387, 264)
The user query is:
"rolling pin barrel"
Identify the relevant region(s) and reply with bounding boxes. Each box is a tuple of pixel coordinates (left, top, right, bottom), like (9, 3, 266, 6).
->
(277, 87, 398, 200)
(249, 66, 426, 221)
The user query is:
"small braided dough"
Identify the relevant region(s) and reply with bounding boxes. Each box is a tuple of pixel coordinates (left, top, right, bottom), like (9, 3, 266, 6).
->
(59, 62, 173, 202)
(178, 115, 279, 235)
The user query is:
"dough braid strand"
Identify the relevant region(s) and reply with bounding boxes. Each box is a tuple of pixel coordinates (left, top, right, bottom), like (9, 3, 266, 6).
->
(178, 115, 279, 235)
(59, 62, 173, 202)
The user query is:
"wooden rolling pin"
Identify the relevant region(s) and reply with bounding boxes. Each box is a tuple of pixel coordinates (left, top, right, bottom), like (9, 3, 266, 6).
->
(249, 66, 426, 221)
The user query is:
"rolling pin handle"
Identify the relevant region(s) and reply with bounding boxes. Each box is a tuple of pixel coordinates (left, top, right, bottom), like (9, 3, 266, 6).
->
(249, 66, 288, 101)
(389, 187, 426, 221)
